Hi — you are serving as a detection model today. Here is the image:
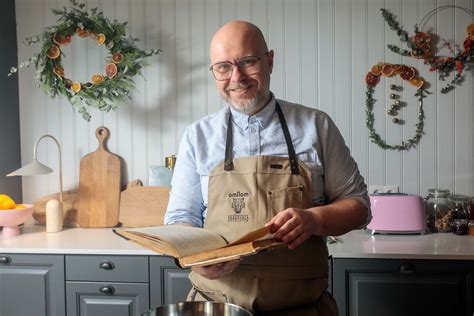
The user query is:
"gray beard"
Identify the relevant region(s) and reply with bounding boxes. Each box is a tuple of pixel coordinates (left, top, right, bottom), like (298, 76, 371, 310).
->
(222, 91, 270, 115)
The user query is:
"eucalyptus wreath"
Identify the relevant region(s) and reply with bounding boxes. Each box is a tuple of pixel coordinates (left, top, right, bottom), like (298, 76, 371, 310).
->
(365, 63, 429, 151)
(9, 0, 161, 121)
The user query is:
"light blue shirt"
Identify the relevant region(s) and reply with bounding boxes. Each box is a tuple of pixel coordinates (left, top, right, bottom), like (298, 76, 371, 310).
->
(165, 96, 370, 227)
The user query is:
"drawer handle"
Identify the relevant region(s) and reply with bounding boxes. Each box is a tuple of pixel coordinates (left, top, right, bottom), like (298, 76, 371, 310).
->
(99, 261, 115, 270)
(398, 263, 415, 274)
(99, 285, 115, 294)
(0, 255, 12, 264)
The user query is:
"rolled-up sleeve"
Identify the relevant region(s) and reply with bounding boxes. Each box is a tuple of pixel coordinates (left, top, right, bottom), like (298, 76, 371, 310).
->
(318, 113, 372, 227)
(164, 126, 206, 227)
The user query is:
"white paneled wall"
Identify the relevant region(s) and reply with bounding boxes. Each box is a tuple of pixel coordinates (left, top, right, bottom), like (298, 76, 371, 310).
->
(14, 0, 474, 203)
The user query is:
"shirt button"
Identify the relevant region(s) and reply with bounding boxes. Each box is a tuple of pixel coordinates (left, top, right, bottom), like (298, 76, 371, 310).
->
(250, 128, 256, 133)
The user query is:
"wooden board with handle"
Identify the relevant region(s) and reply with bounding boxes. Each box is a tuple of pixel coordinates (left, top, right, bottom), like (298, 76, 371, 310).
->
(77, 126, 121, 227)
(119, 180, 170, 227)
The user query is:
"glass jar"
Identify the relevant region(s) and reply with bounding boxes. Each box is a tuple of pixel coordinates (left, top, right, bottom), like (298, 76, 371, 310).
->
(425, 188, 452, 233)
(468, 220, 474, 236)
(449, 195, 472, 220)
(452, 219, 468, 235)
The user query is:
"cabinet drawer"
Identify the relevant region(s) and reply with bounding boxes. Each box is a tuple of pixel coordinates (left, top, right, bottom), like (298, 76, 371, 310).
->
(66, 281, 149, 316)
(66, 255, 148, 282)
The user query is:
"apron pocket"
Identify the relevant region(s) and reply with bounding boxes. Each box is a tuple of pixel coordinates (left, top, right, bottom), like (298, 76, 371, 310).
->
(267, 185, 304, 217)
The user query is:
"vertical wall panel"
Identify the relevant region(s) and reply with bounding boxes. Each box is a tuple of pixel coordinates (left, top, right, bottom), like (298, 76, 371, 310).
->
(13, 0, 474, 203)
(418, 0, 437, 195)
(367, 0, 386, 187)
(351, 0, 370, 179)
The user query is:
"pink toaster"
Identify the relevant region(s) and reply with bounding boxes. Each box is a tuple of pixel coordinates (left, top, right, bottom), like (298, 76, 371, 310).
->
(367, 193, 426, 235)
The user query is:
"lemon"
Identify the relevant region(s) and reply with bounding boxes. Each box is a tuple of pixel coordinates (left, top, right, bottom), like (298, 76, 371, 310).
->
(0, 194, 16, 210)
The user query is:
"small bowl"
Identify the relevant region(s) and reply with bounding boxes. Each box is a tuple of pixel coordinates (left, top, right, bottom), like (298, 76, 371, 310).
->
(0, 204, 34, 238)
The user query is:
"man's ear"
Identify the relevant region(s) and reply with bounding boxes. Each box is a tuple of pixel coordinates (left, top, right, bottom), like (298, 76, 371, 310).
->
(267, 50, 274, 74)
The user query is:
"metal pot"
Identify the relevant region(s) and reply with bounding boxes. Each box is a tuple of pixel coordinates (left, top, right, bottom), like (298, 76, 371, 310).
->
(142, 301, 253, 316)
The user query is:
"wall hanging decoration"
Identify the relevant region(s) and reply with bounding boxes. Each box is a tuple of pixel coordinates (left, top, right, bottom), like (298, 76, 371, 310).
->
(365, 63, 429, 151)
(9, 0, 161, 121)
(381, 7, 474, 94)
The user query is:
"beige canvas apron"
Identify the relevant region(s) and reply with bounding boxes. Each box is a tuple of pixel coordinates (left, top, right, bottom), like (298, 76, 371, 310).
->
(188, 102, 338, 316)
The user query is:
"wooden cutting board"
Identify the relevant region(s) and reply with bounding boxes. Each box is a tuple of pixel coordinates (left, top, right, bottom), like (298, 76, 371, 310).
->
(77, 126, 121, 227)
(119, 180, 170, 227)
(33, 189, 79, 227)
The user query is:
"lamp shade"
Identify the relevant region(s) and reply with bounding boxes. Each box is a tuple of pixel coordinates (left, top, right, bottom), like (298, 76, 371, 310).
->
(7, 160, 53, 176)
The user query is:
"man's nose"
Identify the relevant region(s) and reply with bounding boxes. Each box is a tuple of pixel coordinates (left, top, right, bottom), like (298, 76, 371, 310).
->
(230, 65, 246, 82)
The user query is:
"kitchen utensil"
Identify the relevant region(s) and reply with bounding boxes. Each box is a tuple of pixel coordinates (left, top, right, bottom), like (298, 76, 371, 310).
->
(367, 193, 426, 235)
(77, 126, 121, 227)
(141, 301, 253, 316)
(0, 204, 34, 238)
(119, 180, 169, 227)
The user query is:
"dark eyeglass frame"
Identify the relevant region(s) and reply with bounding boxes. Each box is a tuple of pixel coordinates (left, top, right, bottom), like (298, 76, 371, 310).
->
(209, 51, 270, 81)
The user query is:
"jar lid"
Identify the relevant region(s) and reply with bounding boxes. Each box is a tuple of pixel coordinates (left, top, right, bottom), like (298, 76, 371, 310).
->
(449, 195, 472, 202)
(427, 188, 450, 196)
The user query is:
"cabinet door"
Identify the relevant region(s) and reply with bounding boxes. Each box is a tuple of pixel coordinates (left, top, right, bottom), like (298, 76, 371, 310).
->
(66, 281, 149, 316)
(332, 258, 472, 316)
(0, 254, 65, 316)
(150, 256, 192, 308)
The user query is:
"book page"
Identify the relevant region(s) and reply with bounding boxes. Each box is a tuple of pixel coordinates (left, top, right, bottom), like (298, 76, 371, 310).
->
(123, 226, 228, 257)
(228, 226, 273, 246)
(179, 238, 285, 267)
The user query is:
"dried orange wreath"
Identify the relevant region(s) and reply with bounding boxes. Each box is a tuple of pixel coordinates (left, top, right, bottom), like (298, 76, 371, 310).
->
(9, 0, 161, 121)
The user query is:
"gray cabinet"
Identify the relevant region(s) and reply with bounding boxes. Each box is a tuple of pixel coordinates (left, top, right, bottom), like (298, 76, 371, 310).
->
(150, 256, 192, 309)
(332, 258, 472, 316)
(0, 254, 65, 316)
(65, 255, 150, 316)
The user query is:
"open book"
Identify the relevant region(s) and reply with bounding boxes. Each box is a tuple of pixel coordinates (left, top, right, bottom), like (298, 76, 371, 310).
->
(113, 225, 284, 268)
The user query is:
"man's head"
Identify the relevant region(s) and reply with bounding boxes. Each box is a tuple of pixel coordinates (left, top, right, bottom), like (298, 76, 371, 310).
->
(210, 20, 274, 115)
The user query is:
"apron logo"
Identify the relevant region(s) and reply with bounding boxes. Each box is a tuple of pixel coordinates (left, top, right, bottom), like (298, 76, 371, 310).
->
(227, 191, 249, 222)
(231, 198, 245, 214)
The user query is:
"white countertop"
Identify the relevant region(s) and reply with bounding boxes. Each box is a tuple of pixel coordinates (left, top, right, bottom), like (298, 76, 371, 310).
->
(0, 225, 155, 255)
(2, 225, 474, 260)
(331, 230, 474, 260)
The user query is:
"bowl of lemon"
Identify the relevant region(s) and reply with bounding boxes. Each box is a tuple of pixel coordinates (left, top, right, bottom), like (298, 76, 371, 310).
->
(0, 194, 34, 238)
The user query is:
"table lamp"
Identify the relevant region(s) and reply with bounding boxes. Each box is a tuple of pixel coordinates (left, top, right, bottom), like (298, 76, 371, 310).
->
(7, 134, 63, 232)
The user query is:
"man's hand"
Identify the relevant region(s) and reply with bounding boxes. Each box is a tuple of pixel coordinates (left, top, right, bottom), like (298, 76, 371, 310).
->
(191, 259, 241, 279)
(265, 207, 317, 249)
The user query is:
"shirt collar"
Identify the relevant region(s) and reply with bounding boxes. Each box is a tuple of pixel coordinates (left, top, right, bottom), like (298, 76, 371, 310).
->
(228, 95, 276, 130)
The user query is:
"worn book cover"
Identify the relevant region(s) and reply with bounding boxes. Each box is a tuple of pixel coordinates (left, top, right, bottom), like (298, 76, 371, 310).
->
(113, 225, 284, 268)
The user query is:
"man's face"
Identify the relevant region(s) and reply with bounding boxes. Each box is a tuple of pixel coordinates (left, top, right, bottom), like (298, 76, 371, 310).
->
(210, 40, 274, 115)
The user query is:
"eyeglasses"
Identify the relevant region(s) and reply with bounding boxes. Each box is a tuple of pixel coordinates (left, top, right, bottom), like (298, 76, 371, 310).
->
(209, 52, 269, 81)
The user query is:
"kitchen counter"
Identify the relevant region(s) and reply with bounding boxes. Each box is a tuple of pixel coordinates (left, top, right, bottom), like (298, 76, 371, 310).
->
(2, 225, 474, 259)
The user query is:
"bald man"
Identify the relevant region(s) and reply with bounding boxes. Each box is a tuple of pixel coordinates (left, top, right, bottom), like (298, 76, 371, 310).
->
(165, 20, 370, 315)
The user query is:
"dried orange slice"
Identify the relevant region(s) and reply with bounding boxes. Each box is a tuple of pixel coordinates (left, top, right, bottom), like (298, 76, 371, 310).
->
(467, 23, 474, 36)
(112, 52, 123, 64)
(47, 45, 61, 59)
(92, 74, 104, 84)
(400, 67, 416, 81)
(392, 64, 404, 74)
(409, 77, 424, 89)
(365, 72, 380, 87)
(53, 65, 65, 77)
(412, 32, 431, 45)
(381, 64, 394, 77)
(53, 32, 72, 45)
(71, 82, 81, 93)
(97, 33, 106, 45)
(76, 27, 90, 38)
(370, 64, 383, 76)
(105, 63, 118, 79)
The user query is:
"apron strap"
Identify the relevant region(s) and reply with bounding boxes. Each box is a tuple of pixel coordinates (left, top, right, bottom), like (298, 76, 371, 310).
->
(224, 101, 299, 175)
(224, 111, 234, 171)
(275, 102, 299, 175)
